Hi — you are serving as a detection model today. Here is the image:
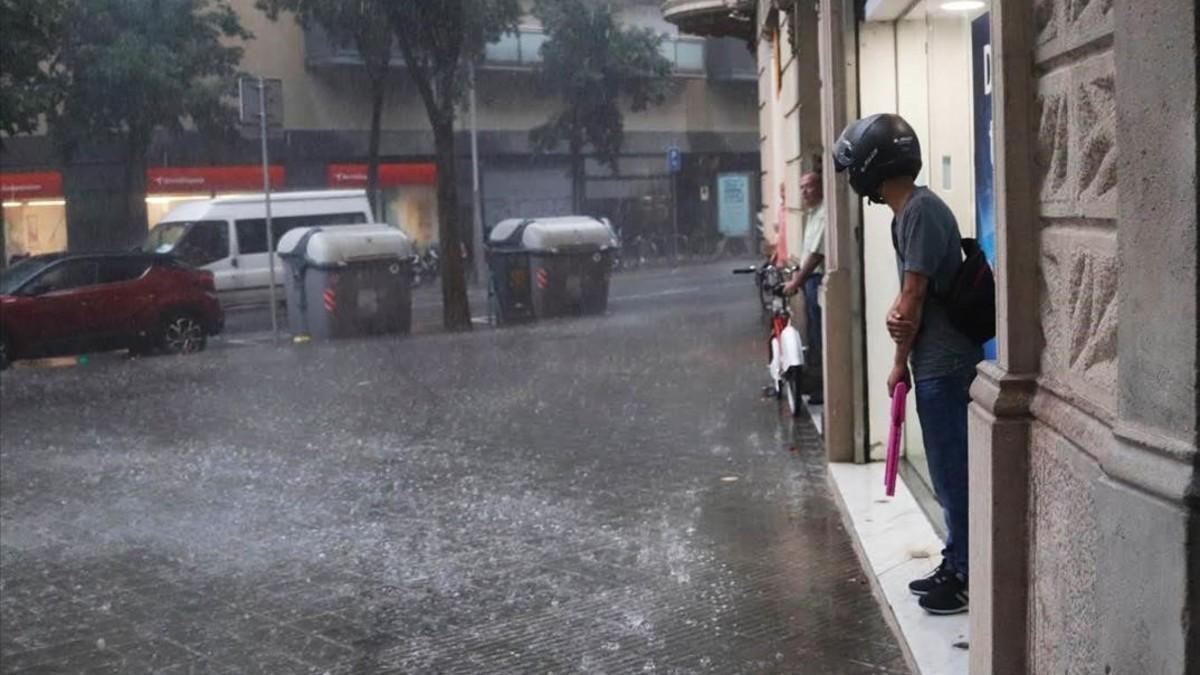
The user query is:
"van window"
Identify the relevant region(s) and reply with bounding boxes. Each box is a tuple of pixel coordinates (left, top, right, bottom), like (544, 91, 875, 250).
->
(144, 220, 228, 264)
(236, 220, 269, 256)
(143, 221, 191, 254)
(235, 212, 369, 254)
(175, 221, 230, 267)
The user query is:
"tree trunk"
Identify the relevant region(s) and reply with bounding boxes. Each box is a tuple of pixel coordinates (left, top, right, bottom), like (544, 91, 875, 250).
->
(432, 114, 472, 331)
(121, 133, 150, 249)
(366, 81, 385, 221)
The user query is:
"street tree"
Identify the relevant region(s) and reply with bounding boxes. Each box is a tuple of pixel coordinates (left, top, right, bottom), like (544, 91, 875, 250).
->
(530, 0, 673, 213)
(388, 0, 520, 332)
(0, 0, 67, 143)
(255, 0, 392, 217)
(50, 0, 250, 250)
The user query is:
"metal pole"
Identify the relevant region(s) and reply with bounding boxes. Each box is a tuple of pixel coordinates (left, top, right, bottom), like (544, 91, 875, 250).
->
(670, 173, 679, 267)
(259, 76, 278, 344)
(469, 61, 487, 288)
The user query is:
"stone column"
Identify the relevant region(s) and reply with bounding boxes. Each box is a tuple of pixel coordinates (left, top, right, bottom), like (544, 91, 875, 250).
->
(967, 0, 1040, 671)
(817, 0, 866, 463)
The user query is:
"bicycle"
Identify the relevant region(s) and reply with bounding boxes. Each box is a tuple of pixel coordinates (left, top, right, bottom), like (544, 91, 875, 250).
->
(734, 261, 807, 417)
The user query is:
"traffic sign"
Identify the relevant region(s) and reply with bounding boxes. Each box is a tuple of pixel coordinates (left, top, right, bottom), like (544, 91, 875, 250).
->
(666, 146, 682, 174)
(239, 77, 284, 139)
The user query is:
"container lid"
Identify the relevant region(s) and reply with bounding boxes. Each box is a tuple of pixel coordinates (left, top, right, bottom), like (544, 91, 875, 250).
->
(278, 224, 412, 266)
(488, 216, 615, 252)
(488, 218, 528, 246)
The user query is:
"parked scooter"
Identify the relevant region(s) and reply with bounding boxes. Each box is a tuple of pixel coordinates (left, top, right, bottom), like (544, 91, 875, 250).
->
(734, 261, 807, 417)
(411, 246, 441, 286)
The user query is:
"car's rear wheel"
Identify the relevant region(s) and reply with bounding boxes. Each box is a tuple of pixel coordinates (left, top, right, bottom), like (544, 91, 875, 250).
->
(0, 332, 10, 371)
(159, 312, 207, 355)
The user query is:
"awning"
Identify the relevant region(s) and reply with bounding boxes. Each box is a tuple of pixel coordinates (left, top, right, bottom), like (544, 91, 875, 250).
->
(1, 172, 64, 201)
(326, 163, 437, 188)
(147, 165, 285, 194)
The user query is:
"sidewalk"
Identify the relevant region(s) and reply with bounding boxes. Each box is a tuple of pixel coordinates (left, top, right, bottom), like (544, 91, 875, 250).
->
(810, 406, 970, 675)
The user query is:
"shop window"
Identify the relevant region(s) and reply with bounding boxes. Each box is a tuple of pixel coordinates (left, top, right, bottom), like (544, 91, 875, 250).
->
(676, 41, 704, 72)
(98, 259, 151, 284)
(658, 40, 676, 65)
(520, 32, 547, 63)
(31, 260, 99, 293)
(176, 221, 230, 268)
(486, 32, 521, 63)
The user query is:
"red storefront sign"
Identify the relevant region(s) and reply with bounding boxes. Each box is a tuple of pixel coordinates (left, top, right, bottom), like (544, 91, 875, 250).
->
(1, 171, 64, 201)
(326, 163, 437, 188)
(146, 165, 284, 194)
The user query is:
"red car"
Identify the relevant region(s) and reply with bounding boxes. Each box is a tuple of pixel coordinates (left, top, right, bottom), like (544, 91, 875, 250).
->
(0, 253, 224, 369)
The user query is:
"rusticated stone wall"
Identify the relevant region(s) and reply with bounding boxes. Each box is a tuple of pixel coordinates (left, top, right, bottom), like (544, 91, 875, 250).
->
(1028, 0, 1117, 670)
(969, 0, 1195, 671)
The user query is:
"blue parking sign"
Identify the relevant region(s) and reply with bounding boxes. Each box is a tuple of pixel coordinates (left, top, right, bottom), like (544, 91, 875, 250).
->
(666, 147, 682, 174)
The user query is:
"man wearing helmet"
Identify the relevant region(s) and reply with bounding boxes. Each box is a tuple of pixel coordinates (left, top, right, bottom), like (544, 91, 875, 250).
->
(833, 113, 982, 615)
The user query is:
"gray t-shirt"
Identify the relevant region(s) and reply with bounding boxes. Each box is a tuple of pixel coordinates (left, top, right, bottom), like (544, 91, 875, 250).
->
(892, 187, 983, 381)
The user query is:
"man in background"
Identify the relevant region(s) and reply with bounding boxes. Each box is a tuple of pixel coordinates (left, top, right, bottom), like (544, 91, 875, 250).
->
(783, 171, 826, 404)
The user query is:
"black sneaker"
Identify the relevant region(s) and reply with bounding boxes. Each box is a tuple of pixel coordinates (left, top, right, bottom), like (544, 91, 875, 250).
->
(908, 560, 953, 596)
(919, 575, 969, 615)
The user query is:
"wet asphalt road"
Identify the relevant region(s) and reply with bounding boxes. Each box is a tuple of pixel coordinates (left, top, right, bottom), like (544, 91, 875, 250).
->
(0, 261, 906, 674)
(218, 262, 766, 339)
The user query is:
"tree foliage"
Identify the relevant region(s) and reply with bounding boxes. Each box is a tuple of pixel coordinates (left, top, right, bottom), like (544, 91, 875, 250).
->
(530, 0, 673, 211)
(42, 0, 250, 249)
(51, 0, 250, 158)
(0, 0, 68, 141)
(387, 0, 520, 331)
(256, 0, 392, 215)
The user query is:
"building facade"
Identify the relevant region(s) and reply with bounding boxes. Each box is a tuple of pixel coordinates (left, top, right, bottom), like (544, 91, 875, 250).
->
(0, 0, 760, 261)
(665, 0, 1199, 672)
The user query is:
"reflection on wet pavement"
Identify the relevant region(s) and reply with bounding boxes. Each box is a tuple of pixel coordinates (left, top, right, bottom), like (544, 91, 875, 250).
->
(0, 262, 906, 673)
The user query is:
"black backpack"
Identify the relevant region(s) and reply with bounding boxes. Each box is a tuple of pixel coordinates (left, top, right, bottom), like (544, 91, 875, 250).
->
(940, 238, 995, 344)
(892, 226, 997, 345)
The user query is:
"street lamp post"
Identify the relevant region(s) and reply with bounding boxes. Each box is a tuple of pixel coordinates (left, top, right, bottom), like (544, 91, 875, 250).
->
(469, 62, 487, 288)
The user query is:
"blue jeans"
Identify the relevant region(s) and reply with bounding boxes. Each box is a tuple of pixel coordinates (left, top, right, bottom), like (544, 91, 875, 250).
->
(803, 276, 822, 366)
(914, 371, 973, 580)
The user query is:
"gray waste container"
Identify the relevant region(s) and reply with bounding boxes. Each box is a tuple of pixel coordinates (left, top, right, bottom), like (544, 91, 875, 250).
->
(486, 216, 615, 324)
(278, 225, 413, 340)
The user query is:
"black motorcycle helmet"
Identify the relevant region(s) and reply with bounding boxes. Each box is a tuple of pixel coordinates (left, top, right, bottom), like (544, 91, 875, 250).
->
(832, 113, 922, 204)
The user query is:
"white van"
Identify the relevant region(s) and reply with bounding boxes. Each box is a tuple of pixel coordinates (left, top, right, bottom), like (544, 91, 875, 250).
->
(143, 190, 373, 308)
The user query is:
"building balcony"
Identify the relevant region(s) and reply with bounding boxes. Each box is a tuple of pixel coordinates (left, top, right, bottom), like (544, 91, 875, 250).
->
(661, 0, 755, 42)
(304, 24, 709, 76)
(705, 36, 756, 81)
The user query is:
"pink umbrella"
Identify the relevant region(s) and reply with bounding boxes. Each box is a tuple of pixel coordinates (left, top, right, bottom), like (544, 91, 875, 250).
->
(884, 381, 908, 497)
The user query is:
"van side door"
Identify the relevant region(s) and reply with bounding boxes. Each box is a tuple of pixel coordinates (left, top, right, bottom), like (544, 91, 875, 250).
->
(233, 212, 369, 308)
(232, 217, 273, 309)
